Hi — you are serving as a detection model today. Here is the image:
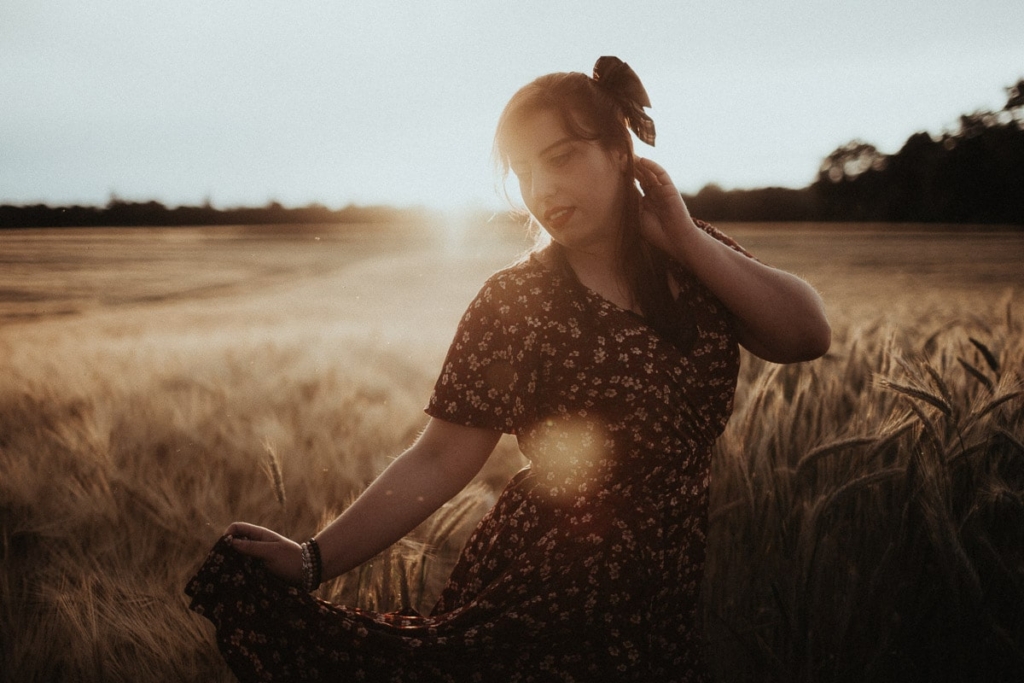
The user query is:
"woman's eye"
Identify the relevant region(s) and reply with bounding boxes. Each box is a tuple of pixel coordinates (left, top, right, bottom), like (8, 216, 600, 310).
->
(550, 151, 572, 167)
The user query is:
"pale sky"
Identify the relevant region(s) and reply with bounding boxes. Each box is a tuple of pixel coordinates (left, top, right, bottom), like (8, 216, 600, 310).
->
(2, 0, 1022, 211)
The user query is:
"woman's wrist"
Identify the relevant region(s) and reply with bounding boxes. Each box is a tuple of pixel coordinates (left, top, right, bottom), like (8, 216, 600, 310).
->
(661, 216, 704, 268)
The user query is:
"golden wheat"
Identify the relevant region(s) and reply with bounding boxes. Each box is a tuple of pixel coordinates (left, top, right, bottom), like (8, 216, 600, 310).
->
(1, 226, 1021, 681)
(261, 438, 287, 508)
(703, 290, 1024, 682)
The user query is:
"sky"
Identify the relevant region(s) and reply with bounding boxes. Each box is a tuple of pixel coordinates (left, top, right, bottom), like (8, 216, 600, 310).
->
(2, 0, 1022, 212)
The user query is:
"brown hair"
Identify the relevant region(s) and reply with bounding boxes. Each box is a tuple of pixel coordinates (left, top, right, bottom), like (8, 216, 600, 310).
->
(493, 70, 692, 350)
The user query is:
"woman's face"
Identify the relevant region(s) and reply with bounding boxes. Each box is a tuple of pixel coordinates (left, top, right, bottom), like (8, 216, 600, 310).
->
(507, 109, 628, 257)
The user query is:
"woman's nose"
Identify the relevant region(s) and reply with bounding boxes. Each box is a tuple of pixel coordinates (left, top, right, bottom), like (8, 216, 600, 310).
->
(530, 170, 555, 202)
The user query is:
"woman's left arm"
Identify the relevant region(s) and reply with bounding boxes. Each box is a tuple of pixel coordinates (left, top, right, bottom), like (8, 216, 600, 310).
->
(635, 157, 831, 364)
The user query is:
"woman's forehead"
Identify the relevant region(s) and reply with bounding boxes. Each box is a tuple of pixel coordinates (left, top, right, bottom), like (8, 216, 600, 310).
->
(504, 109, 579, 161)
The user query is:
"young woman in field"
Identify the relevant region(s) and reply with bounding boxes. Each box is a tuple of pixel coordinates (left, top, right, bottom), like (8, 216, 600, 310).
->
(187, 56, 830, 682)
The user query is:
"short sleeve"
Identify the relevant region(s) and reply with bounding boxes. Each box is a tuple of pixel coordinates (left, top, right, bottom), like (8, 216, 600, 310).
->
(425, 274, 538, 434)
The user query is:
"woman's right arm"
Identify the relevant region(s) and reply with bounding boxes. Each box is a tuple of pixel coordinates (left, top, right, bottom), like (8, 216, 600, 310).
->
(226, 417, 500, 585)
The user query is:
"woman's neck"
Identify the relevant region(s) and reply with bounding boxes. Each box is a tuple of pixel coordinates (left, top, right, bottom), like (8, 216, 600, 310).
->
(558, 243, 638, 314)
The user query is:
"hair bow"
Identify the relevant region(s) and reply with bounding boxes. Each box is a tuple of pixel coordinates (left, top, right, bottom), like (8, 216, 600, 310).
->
(592, 56, 656, 146)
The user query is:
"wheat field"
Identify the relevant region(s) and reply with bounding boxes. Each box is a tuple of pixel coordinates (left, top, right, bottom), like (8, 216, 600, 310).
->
(1, 223, 1022, 681)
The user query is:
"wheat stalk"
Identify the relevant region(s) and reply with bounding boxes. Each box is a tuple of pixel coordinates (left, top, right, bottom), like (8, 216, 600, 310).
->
(875, 376, 952, 417)
(973, 388, 1024, 421)
(795, 436, 877, 479)
(958, 357, 994, 392)
(968, 336, 1000, 374)
(923, 360, 954, 408)
(261, 437, 286, 507)
(995, 428, 1024, 455)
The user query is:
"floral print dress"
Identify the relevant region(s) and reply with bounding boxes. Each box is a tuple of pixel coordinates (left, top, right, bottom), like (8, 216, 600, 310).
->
(186, 223, 747, 682)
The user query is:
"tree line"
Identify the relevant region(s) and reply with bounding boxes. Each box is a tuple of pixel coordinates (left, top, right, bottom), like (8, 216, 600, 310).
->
(0, 199, 434, 229)
(2, 79, 1021, 228)
(685, 78, 1023, 226)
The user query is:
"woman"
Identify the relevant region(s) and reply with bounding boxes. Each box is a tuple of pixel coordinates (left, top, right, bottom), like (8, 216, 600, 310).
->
(186, 56, 830, 682)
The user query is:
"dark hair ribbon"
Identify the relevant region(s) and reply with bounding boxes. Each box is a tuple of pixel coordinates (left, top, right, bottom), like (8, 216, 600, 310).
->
(592, 56, 656, 146)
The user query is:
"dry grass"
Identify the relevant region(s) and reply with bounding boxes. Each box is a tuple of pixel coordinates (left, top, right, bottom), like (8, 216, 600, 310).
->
(0, 224, 1021, 681)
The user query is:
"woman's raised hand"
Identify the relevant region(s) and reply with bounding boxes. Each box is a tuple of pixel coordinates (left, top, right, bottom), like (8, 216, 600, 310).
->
(224, 521, 304, 586)
(634, 157, 697, 259)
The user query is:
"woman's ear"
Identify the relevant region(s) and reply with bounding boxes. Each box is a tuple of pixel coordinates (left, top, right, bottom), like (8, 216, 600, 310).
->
(615, 149, 630, 174)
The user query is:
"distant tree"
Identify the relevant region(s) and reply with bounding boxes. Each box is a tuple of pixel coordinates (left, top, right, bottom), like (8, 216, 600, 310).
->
(955, 110, 1005, 140)
(1005, 78, 1024, 109)
(811, 141, 886, 220)
(810, 80, 1024, 226)
(947, 110, 1024, 222)
(686, 184, 815, 222)
(1005, 78, 1024, 124)
(817, 140, 889, 184)
(883, 132, 945, 221)
(689, 183, 729, 218)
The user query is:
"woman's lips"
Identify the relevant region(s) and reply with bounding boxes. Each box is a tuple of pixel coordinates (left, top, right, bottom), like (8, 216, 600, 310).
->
(544, 206, 575, 231)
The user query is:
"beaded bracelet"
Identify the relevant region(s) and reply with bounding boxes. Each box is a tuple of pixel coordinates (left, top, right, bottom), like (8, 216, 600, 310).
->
(300, 538, 323, 592)
(300, 543, 313, 591)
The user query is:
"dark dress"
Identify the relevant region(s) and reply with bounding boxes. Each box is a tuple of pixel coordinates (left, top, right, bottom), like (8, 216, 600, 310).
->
(186, 223, 747, 682)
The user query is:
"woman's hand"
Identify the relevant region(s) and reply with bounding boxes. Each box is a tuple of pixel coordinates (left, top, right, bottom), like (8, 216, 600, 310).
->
(634, 157, 697, 260)
(224, 521, 304, 586)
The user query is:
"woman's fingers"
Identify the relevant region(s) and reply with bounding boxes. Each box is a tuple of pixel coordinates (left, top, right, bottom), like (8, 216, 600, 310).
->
(224, 522, 289, 560)
(636, 156, 668, 175)
(224, 521, 274, 541)
(219, 522, 304, 584)
(634, 156, 668, 182)
(635, 157, 680, 203)
(634, 158, 658, 190)
(224, 524, 292, 565)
